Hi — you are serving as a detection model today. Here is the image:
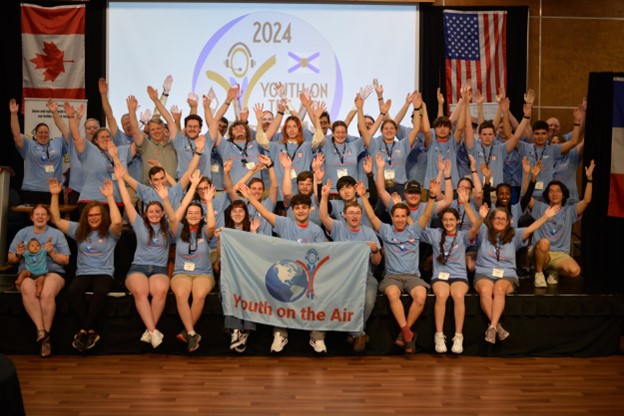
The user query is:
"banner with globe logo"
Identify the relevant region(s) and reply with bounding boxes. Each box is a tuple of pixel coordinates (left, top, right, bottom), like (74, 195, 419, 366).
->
(220, 228, 369, 332)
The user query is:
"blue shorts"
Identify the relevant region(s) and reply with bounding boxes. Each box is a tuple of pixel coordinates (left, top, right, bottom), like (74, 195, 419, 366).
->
(127, 264, 168, 278)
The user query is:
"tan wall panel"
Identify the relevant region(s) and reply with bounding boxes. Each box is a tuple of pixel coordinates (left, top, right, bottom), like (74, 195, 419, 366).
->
(540, 19, 624, 106)
(527, 18, 541, 106)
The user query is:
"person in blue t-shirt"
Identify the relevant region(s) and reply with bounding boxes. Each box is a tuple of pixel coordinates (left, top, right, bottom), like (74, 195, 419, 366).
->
(49, 177, 122, 352)
(359, 177, 440, 354)
(319, 179, 382, 353)
(15, 238, 48, 297)
(475, 204, 559, 344)
(161, 171, 216, 353)
(421, 187, 487, 355)
(115, 164, 172, 349)
(527, 161, 595, 288)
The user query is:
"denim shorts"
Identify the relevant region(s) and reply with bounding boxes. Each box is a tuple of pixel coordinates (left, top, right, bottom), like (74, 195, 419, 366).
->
(127, 264, 169, 278)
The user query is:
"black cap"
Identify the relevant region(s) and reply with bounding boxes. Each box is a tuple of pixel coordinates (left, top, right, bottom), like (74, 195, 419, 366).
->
(336, 176, 357, 191)
(404, 180, 422, 194)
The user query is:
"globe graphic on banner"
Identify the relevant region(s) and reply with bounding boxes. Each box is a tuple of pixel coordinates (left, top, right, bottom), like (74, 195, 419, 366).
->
(265, 260, 308, 302)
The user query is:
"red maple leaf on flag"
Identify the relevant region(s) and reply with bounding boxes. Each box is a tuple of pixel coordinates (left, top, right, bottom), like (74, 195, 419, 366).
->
(30, 41, 73, 82)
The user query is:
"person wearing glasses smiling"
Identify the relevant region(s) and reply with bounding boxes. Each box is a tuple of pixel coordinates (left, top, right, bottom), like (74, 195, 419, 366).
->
(475, 204, 560, 344)
(160, 170, 216, 353)
(48, 177, 122, 352)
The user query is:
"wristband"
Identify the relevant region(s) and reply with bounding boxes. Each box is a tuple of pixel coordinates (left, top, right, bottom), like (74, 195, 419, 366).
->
(267, 162, 274, 169)
(277, 111, 285, 116)
(574, 123, 581, 126)
(414, 106, 422, 111)
(380, 112, 387, 116)
(587, 179, 593, 183)
(378, 97, 383, 101)
(194, 151, 203, 156)
(371, 249, 379, 254)
(225, 101, 231, 106)
(471, 170, 477, 174)
(429, 194, 437, 199)
(162, 93, 169, 97)
(523, 115, 530, 119)
(445, 176, 452, 180)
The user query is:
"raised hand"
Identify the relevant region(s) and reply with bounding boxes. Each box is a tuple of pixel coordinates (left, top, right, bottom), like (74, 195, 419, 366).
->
(9, 99, 19, 114)
(585, 160, 595, 180)
(126, 95, 139, 112)
(437, 87, 445, 105)
(355, 181, 367, 198)
(48, 178, 62, 195)
(99, 179, 114, 198)
(46, 98, 58, 113)
(147, 86, 159, 102)
(363, 155, 373, 174)
(479, 203, 490, 219)
(154, 182, 169, 201)
(63, 102, 75, 118)
(223, 158, 233, 173)
(98, 78, 108, 95)
(321, 179, 332, 198)
(524, 89, 536, 105)
(162, 75, 173, 94)
(279, 151, 292, 170)
(44, 237, 54, 253)
(545, 204, 561, 218)
(187, 92, 198, 108)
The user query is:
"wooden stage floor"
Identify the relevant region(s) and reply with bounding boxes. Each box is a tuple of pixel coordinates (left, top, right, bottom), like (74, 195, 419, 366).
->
(9, 352, 624, 415)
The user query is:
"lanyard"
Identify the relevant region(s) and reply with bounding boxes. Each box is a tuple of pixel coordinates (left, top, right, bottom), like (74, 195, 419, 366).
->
(100, 150, 115, 167)
(440, 233, 458, 265)
(332, 138, 347, 164)
(284, 142, 302, 161)
(40, 143, 50, 160)
(480, 143, 493, 167)
(383, 140, 396, 166)
(231, 140, 250, 164)
(186, 137, 196, 153)
(495, 237, 501, 262)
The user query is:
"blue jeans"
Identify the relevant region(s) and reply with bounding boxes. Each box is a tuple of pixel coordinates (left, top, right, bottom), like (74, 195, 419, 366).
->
(350, 275, 379, 337)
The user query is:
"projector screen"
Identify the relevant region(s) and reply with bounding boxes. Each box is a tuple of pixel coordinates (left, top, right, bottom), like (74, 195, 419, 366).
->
(107, 2, 419, 133)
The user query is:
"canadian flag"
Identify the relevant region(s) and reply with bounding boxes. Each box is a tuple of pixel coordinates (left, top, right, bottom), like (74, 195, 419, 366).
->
(21, 4, 85, 100)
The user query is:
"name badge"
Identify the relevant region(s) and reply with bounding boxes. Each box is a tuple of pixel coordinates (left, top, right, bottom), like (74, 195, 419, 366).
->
(384, 169, 395, 180)
(337, 168, 348, 178)
(44, 164, 54, 173)
(211, 164, 220, 173)
(245, 162, 256, 170)
(492, 268, 504, 278)
(437, 272, 450, 281)
(290, 169, 298, 180)
(535, 181, 544, 190)
(183, 262, 196, 272)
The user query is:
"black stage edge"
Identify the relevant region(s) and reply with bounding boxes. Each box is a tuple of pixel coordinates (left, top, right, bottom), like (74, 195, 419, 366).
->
(1, 276, 622, 358)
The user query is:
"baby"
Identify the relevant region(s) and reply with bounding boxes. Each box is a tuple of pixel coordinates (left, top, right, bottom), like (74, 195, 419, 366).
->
(15, 238, 49, 297)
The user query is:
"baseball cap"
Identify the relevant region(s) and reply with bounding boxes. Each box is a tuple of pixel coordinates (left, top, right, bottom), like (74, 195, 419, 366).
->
(404, 180, 422, 194)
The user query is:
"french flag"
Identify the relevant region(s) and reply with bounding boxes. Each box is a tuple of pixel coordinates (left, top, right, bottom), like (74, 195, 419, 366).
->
(609, 77, 624, 218)
(21, 4, 85, 100)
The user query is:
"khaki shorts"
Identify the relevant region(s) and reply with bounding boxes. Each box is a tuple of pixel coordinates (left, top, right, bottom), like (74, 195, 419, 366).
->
(171, 273, 216, 284)
(528, 247, 572, 269)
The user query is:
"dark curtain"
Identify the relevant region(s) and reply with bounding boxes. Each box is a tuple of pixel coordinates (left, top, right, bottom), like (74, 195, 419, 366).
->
(582, 72, 624, 294)
(419, 5, 528, 122)
(0, 0, 106, 187)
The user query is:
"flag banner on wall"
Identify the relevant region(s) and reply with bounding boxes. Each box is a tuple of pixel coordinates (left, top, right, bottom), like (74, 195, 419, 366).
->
(21, 4, 85, 100)
(609, 77, 624, 218)
(443, 10, 507, 105)
(220, 228, 368, 332)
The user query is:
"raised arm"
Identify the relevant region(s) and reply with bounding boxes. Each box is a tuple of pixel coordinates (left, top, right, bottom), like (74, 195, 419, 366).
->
(418, 178, 441, 229)
(46, 99, 68, 142)
(506, 101, 532, 153)
(474, 89, 485, 126)
(422, 100, 432, 147)
(436, 87, 445, 118)
(468, 203, 489, 240)
(559, 105, 583, 154)
(394, 91, 416, 126)
(253, 103, 270, 150)
(65, 102, 86, 154)
(200, 182, 217, 239)
(575, 160, 595, 215)
(374, 153, 392, 208)
(177, 134, 206, 189)
(521, 156, 541, 210)
(318, 179, 334, 232)
(147, 86, 177, 138)
(238, 183, 276, 226)
(9, 99, 24, 148)
(126, 95, 145, 147)
(98, 78, 120, 137)
(259, 154, 279, 204)
(522, 205, 560, 240)
(48, 178, 70, 234)
(356, 181, 382, 232)
(101, 179, 122, 236)
(279, 152, 293, 206)
(114, 164, 137, 224)
(407, 92, 423, 147)
(309, 101, 326, 151)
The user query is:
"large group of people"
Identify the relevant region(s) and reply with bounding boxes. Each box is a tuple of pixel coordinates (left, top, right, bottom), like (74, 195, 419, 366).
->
(7, 76, 593, 357)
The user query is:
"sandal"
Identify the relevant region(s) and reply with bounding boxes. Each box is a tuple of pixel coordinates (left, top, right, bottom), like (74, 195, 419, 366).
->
(40, 332, 51, 358)
(36, 329, 47, 343)
(404, 338, 416, 354)
(394, 334, 405, 347)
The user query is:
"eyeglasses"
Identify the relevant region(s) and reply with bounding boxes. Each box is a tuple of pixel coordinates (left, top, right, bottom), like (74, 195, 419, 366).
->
(88, 213, 102, 218)
(548, 189, 563, 194)
(344, 211, 362, 216)
(197, 187, 209, 192)
(492, 217, 508, 222)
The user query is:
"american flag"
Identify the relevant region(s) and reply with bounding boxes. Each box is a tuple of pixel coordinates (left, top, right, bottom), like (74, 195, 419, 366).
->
(443, 10, 507, 105)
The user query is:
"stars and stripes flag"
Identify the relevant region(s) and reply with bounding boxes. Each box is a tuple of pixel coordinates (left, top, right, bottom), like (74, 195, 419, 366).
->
(609, 77, 624, 218)
(443, 10, 506, 105)
(21, 4, 85, 100)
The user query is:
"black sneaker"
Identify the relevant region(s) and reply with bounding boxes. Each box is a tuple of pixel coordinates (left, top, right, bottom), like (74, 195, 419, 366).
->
(72, 331, 86, 352)
(187, 333, 201, 352)
(85, 332, 100, 350)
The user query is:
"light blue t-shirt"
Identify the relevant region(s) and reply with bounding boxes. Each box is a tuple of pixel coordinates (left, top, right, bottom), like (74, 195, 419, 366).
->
(172, 131, 214, 180)
(68, 222, 120, 276)
(329, 221, 380, 275)
(136, 182, 184, 211)
(319, 137, 365, 193)
(369, 136, 412, 185)
(130, 216, 170, 267)
(518, 142, 562, 187)
(173, 223, 213, 276)
(9, 226, 70, 275)
(421, 229, 473, 281)
(113, 129, 143, 182)
(77, 140, 131, 203)
(468, 140, 508, 187)
(424, 134, 460, 192)
(17, 135, 67, 192)
(267, 141, 314, 200)
(216, 138, 262, 185)
(23, 249, 48, 277)
(378, 222, 423, 276)
(475, 224, 527, 280)
(530, 201, 579, 253)
(274, 215, 326, 243)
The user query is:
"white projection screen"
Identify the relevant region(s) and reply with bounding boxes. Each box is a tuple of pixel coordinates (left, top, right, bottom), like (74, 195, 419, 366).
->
(107, 2, 419, 133)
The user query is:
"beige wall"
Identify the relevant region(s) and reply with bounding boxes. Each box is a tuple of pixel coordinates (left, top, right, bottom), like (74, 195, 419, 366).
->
(432, 0, 624, 132)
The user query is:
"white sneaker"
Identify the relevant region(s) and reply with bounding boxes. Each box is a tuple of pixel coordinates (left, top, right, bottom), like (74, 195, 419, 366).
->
(451, 333, 464, 354)
(229, 329, 241, 350)
(534, 272, 547, 288)
(434, 332, 447, 353)
(150, 329, 164, 349)
(235, 332, 249, 353)
(270, 332, 288, 353)
(140, 329, 151, 344)
(309, 339, 327, 353)
(547, 270, 559, 285)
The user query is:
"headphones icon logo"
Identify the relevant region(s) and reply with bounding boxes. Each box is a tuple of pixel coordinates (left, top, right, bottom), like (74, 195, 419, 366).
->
(223, 42, 256, 78)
